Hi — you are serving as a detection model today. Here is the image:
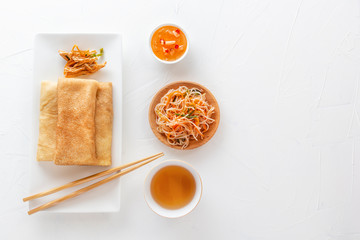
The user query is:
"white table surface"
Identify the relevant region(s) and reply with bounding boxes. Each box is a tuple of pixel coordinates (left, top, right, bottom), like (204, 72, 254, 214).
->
(1, 0, 360, 239)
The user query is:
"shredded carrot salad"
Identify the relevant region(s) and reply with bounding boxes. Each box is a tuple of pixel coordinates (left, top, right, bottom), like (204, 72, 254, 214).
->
(155, 86, 215, 148)
(59, 45, 106, 78)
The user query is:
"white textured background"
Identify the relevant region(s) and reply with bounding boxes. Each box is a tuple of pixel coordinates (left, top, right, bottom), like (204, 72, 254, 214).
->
(1, 0, 360, 239)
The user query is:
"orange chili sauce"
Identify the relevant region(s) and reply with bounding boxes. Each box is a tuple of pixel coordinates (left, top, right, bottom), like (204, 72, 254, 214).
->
(151, 25, 187, 62)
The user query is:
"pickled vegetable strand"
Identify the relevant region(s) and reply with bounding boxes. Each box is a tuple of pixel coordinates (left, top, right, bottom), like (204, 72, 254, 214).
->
(59, 45, 106, 78)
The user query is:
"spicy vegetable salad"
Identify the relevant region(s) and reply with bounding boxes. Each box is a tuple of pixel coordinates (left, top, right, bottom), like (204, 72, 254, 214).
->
(154, 86, 215, 148)
(59, 45, 106, 78)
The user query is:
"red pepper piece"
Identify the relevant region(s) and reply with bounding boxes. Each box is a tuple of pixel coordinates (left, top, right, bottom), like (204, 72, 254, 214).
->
(175, 44, 179, 49)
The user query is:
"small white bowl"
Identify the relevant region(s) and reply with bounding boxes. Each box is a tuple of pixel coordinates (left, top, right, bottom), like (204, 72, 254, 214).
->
(144, 160, 202, 218)
(149, 23, 189, 64)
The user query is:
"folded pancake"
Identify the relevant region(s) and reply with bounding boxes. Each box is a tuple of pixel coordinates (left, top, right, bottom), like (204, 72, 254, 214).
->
(37, 81, 58, 161)
(55, 78, 98, 165)
(95, 82, 113, 166)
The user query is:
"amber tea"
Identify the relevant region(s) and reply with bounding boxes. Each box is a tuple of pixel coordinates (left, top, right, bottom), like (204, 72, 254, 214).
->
(150, 165, 196, 209)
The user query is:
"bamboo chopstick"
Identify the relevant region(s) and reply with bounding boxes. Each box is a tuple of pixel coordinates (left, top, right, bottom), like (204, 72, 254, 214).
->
(23, 152, 164, 202)
(25, 152, 164, 215)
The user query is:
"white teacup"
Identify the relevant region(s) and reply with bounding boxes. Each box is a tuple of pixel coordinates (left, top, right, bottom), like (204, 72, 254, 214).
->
(144, 160, 202, 218)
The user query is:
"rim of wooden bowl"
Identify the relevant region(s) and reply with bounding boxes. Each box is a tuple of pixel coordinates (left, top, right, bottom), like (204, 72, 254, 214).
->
(148, 81, 220, 150)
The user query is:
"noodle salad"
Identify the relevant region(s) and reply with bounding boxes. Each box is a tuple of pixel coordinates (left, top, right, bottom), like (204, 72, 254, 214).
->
(154, 86, 215, 149)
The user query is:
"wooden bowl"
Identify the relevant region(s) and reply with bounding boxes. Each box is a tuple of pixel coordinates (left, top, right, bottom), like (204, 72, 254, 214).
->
(148, 81, 220, 150)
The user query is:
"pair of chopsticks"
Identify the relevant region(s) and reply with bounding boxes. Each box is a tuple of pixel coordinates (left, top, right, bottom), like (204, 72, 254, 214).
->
(23, 152, 164, 215)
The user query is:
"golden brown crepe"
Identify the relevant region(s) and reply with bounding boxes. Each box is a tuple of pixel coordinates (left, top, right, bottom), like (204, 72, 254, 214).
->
(95, 82, 113, 166)
(55, 78, 99, 165)
(36, 78, 113, 166)
(36, 81, 58, 161)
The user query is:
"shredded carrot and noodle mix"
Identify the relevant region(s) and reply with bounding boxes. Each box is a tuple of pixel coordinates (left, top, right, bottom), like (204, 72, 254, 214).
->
(59, 45, 106, 78)
(155, 86, 215, 148)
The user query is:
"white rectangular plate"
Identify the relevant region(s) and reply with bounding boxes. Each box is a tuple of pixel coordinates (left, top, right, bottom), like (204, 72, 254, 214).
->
(30, 33, 122, 213)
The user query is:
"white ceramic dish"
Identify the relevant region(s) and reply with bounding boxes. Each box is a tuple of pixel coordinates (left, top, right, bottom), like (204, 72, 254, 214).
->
(30, 33, 122, 213)
(144, 160, 202, 218)
(149, 23, 189, 64)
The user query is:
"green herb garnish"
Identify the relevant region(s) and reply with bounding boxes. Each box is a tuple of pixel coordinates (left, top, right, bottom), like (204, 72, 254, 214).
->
(91, 48, 104, 58)
(96, 48, 104, 57)
(192, 89, 201, 95)
(188, 110, 195, 115)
